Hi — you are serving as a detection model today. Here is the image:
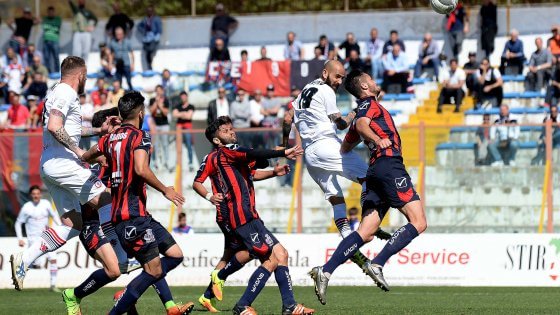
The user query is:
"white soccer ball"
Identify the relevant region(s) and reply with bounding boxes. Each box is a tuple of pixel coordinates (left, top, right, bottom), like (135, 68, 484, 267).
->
(430, 0, 458, 15)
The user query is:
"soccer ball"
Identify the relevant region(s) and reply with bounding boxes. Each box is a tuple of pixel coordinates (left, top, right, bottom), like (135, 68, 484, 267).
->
(430, 0, 458, 15)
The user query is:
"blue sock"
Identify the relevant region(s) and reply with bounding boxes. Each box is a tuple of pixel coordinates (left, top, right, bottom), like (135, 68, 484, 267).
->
(323, 231, 364, 275)
(217, 256, 244, 280)
(152, 279, 173, 306)
(110, 271, 159, 315)
(161, 256, 183, 274)
(372, 223, 419, 267)
(203, 282, 214, 299)
(75, 269, 115, 299)
(237, 266, 271, 306)
(274, 265, 296, 307)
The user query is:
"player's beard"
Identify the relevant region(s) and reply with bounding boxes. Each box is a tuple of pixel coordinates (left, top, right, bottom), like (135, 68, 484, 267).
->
(77, 77, 86, 95)
(325, 77, 339, 91)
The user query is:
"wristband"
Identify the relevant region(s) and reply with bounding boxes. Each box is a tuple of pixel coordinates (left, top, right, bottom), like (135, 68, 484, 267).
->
(205, 193, 212, 201)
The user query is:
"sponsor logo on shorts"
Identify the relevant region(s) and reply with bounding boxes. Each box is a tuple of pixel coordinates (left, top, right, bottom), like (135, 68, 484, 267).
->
(82, 226, 92, 239)
(395, 177, 407, 189)
(264, 234, 274, 246)
(250, 232, 260, 244)
(144, 228, 155, 243)
(124, 226, 137, 240)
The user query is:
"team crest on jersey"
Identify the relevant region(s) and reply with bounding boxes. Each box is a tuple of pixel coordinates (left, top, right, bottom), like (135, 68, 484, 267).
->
(94, 180, 103, 189)
(250, 232, 260, 244)
(264, 234, 274, 246)
(144, 229, 155, 243)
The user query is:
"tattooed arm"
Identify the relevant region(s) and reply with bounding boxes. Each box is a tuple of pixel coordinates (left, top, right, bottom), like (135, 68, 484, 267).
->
(328, 111, 356, 130)
(47, 109, 85, 158)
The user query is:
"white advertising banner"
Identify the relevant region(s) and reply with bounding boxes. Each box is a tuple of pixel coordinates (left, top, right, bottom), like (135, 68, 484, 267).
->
(1, 233, 560, 289)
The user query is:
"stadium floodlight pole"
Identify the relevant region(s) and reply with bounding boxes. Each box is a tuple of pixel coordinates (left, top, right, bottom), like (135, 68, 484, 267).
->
(545, 119, 553, 233)
(191, 0, 196, 16)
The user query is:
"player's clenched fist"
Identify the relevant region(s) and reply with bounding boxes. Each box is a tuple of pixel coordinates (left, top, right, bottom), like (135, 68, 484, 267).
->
(273, 163, 290, 176)
(163, 186, 185, 206)
(376, 138, 392, 149)
(285, 145, 304, 160)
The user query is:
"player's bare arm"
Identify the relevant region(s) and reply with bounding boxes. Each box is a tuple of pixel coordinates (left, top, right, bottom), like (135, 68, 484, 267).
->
(340, 138, 361, 154)
(193, 181, 223, 205)
(134, 149, 185, 206)
(281, 107, 295, 147)
(82, 116, 121, 137)
(47, 108, 84, 157)
(81, 144, 104, 163)
(254, 163, 291, 181)
(329, 111, 356, 130)
(356, 117, 391, 149)
(246, 146, 303, 161)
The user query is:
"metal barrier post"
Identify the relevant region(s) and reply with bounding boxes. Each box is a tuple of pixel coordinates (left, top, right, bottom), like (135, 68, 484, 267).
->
(418, 122, 426, 208)
(546, 119, 554, 233)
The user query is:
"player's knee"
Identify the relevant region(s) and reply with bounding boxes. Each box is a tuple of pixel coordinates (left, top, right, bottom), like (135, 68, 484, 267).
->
(106, 267, 121, 280)
(274, 247, 289, 265)
(357, 228, 374, 243)
(415, 220, 427, 234)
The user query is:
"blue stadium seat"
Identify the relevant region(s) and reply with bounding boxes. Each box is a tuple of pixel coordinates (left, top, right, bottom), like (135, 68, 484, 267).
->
(502, 75, 525, 82)
(383, 94, 414, 101)
(465, 108, 549, 115)
(436, 142, 476, 150)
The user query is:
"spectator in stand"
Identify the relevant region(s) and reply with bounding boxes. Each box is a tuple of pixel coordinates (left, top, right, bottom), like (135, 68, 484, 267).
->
(4, 56, 25, 95)
(99, 43, 114, 79)
(476, 58, 503, 107)
(172, 91, 195, 171)
(207, 87, 229, 125)
(28, 55, 49, 80)
(91, 78, 107, 107)
(318, 35, 336, 60)
(548, 25, 560, 58)
(531, 106, 560, 165)
(160, 69, 180, 98)
(382, 44, 409, 93)
(338, 32, 360, 60)
(229, 89, 252, 146)
(110, 26, 134, 90)
(525, 37, 552, 92)
(7, 7, 39, 54)
(346, 50, 366, 73)
(1, 47, 22, 68)
(79, 94, 94, 149)
(489, 104, 520, 166)
(284, 31, 304, 61)
(480, 0, 498, 58)
(138, 5, 162, 71)
(258, 46, 271, 61)
(105, 3, 134, 38)
(172, 213, 194, 235)
(474, 114, 492, 165)
(499, 29, 525, 75)
(42, 6, 62, 73)
(5, 91, 29, 128)
(382, 30, 406, 56)
(69, 0, 98, 62)
(23, 72, 48, 100)
(150, 84, 171, 170)
(23, 44, 43, 70)
(348, 207, 360, 231)
(437, 58, 465, 113)
(463, 52, 480, 97)
(545, 62, 560, 107)
(262, 84, 282, 147)
(209, 38, 231, 62)
(107, 80, 125, 108)
(313, 46, 325, 61)
(250, 89, 264, 127)
(25, 95, 39, 127)
(366, 27, 384, 80)
(442, 2, 469, 60)
(210, 3, 238, 48)
(414, 33, 440, 79)
(241, 50, 249, 62)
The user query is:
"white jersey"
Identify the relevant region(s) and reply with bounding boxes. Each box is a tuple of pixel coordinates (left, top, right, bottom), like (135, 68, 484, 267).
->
(15, 199, 60, 239)
(292, 79, 340, 149)
(41, 83, 82, 162)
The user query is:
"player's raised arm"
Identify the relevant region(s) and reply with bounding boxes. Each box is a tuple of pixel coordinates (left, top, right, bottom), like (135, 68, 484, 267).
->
(281, 106, 295, 147)
(81, 144, 104, 163)
(329, 111, 356, 130)
(254, 163, 291, 181)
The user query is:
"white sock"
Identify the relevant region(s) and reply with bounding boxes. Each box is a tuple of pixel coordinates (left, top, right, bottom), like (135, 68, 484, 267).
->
(333, 203, 352, 238)
(22, 225, 79, 266)
(49, 259, 58, 287)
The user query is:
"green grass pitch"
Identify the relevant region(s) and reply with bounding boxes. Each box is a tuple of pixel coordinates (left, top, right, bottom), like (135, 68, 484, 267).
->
(2, 286, 560, 314)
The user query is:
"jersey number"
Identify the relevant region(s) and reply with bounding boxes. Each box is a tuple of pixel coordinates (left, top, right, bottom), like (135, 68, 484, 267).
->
(297, 87, 318, 109)
(112, 142, 123, 185)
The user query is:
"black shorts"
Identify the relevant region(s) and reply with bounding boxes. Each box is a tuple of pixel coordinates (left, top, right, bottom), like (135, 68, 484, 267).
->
(114, 216, 177, 265)
(362, 157, 420, 218)
(218, 221, 245, 252)
(79, 220, 110, 258)
(234, 219, 279, 259)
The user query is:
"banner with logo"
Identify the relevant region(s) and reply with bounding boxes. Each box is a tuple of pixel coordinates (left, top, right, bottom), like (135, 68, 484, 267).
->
(1, 233, 559, 288)
(289, 60, 324, 91)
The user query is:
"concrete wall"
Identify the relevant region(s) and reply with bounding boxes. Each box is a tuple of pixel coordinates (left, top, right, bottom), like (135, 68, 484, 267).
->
(1, 5, 558, 53)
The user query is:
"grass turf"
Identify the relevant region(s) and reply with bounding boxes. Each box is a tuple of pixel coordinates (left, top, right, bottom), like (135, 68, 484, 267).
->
(2, 286, 560, 314)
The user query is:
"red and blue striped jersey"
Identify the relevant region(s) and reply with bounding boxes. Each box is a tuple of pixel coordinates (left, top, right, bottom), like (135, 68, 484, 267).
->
(194, 144, 259, 230)
(345, 97, 402, 164)
(98, 124, 152, 223)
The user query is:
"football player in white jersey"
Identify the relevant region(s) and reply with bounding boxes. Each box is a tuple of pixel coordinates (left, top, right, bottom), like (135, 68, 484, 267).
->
(10, 56, 118, 291)
(15, 185, 62, 292)
(282, 60, 389, 275)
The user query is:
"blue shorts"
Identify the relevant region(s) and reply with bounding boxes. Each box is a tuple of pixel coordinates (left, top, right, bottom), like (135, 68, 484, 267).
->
(234, 219, 279, 259)
(218, 221, 245, 251)
(79, 220, 110, 258)
(114, 216, 176, 265)
(362, 157, 420, 218)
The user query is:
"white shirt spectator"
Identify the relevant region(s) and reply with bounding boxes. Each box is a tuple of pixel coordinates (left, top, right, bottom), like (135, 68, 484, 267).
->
(367, 38, 384, 61)
(439, 68, 466, 91)
(476, 67, 502, 82)
(81, 101, 94, 129)
(4, 63, 24, 93)
(250, 99, 264, 125)
(216, 98, 229, 118)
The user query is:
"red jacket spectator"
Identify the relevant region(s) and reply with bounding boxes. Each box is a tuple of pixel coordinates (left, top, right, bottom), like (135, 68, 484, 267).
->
(8, 101, 30, 127)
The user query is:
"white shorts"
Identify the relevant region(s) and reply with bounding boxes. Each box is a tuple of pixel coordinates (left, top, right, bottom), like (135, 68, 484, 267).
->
(305, 139, 368, 199)
(40, 158, 106, 215)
